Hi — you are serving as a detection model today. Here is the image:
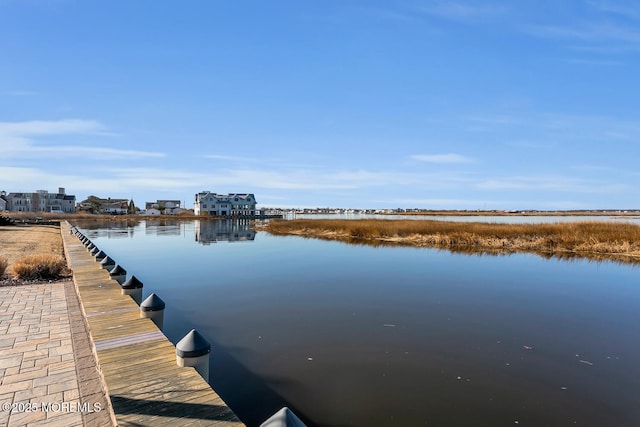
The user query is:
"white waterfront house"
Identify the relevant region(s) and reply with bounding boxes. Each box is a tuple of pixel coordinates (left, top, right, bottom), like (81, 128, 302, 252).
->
(194, 192, 256, 216)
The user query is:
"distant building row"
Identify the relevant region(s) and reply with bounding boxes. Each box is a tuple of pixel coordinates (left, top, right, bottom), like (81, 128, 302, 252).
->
(0, 188, 76, 213)
(144, 200, 182, 216)
(76, 197, 183, 215)
(1, 187, 259, 218)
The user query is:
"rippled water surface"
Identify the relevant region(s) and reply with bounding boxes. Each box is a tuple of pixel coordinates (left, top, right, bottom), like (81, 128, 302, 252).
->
(81, 219, 640, 426)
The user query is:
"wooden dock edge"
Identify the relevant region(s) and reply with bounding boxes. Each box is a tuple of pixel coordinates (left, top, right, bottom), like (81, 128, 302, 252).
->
(60, 223, 119, 427)
(60, 222, 245, 426)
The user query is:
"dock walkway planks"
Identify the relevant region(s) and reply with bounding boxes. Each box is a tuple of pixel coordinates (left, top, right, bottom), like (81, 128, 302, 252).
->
(60, 222, 244, 427)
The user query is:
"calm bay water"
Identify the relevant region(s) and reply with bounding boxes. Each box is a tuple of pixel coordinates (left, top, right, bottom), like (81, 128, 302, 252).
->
(81, 219, 640, 427)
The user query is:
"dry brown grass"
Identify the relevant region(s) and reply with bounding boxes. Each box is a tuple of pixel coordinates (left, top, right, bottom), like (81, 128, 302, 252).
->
(0, 256, 8, 276)
(13, 254, 67, 280)
(259, 219, 640, 264)
(0, 224, 65, 278)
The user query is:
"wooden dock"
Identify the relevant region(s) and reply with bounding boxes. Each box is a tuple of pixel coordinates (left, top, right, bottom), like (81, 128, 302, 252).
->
(60, 222, 244, 426)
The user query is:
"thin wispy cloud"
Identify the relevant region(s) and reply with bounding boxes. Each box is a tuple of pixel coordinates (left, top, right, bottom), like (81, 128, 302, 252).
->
(358, 6, 423, 23)
(100, 166, 474, 193)
(203, 154, 261, 163)
(561, 57, 624, 66)
(104, 167, 357, 191)
(524, 21, 640, 54)
(587, 1, 640, 21)
(0, 166, 112, 194)
(0, 119, 163, 160)
(203, 153, 329, 170)
(0, 119, 103, 136)
(507, 140, 557, 149)
(2, 143, 164, 160)
(213, 169, 410, 190)
(467, 114, 524, 126)
(570, 164, 618, 172)
(475, 175, 629, 193)
(411, 154, 474, 163)
(518, 0, 640, 59)
(556, 22, 638, 43)
(459, 111, 640, 142)
(32, 146, 165, 159)
(419, 1, 504, 21)
(5, 90, 39, 97)
(0, 166, 206, 196)
(569, 43, 640, 54)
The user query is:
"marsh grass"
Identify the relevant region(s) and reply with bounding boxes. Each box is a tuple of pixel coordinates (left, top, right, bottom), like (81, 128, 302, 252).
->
(260, 219, 640, 264)
(13, 254, 68, 280)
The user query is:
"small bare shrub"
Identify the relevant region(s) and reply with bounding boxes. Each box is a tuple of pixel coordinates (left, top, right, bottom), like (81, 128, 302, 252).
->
(13, 254, 67, 280)
(0, 256, 8, 276)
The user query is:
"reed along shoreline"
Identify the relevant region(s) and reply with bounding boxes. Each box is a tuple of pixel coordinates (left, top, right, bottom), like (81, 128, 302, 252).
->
(257, 219, 640, 264)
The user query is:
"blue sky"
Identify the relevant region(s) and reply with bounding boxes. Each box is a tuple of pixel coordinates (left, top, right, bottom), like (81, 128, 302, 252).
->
(1, 0, 639, 210)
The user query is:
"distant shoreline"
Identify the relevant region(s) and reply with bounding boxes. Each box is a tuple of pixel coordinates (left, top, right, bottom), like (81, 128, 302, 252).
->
(258, 218, 640, 265)
(385, 210, 640, 217)
(3, 210, 640, 221)
(292, 210, 640, 217)
(0, 212, 275, 223)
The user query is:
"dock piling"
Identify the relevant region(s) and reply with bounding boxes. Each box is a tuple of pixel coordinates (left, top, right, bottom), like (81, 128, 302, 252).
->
(109, 264, 127, 284)
(176, 329, 211, 382)
(121, 275, 143, 304)
(260, 407, 307, 427)
(140, 293, 165, 330)
(94, 249, 107, 261)
(100, 256, 115, 270)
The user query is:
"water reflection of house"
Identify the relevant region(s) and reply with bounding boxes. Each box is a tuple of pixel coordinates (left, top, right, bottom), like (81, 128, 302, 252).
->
(194, 220, 256, 244)
(84, 221, 137, 239)
(145, 220, 181, 236)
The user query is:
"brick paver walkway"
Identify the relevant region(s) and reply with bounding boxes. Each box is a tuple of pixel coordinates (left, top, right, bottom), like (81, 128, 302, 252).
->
(0, 281, 114, 427)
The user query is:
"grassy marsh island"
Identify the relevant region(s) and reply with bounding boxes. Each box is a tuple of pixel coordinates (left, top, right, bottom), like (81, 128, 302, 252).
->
(258, 219, 640, 264)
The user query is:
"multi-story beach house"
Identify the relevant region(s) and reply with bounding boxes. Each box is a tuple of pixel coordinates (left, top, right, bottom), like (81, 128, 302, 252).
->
(194, 192, 257, 216)
(2, 187, 76, 213)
